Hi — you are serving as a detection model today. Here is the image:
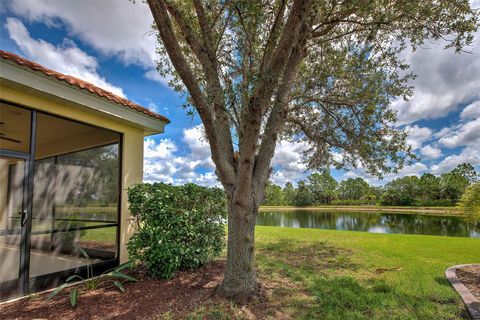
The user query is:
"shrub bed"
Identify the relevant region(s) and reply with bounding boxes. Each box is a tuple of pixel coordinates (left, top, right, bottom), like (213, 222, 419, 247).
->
(127, 183, 226, 278)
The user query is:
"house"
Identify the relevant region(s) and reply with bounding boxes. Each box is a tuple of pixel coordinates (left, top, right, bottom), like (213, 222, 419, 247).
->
(0, 50, 169, 300)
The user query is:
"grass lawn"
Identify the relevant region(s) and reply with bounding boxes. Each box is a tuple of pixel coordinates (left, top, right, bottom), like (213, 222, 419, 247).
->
(82, 225, 117, 244)
(187, 226, 479, 319)
(6, 226, 478, 319)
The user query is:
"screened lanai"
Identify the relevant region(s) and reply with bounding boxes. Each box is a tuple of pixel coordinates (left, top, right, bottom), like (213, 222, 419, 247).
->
(0, 50, 169, 301)
(0, 102, 121, 299)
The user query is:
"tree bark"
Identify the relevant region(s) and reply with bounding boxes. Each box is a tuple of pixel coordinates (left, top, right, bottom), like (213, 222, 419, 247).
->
(216, 187, 259, 303)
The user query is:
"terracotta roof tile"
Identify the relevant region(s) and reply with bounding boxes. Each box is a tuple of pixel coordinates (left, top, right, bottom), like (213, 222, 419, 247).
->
(0, 50, 170, 124)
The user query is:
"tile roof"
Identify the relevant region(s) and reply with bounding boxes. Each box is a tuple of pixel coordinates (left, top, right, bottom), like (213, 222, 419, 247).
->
(0, 50, 170, 124)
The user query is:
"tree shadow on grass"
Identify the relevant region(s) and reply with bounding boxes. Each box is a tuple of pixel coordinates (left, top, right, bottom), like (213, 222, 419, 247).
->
(257, 239, 358, 276)
(255, 239, 467, 320)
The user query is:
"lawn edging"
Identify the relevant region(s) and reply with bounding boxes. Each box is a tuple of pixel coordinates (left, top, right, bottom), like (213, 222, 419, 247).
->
(445, 264, 480, 320)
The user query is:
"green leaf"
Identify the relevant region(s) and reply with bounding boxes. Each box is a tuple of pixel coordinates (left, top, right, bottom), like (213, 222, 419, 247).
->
(115, 261, 133, 272)
(78, 247, 89, 260)
(108, 271, 137, 282)
(70, 288, 78, 307)
(66, 275, 83, 283)
(113, 281, 125, 292)
(46, 283, 69, 300)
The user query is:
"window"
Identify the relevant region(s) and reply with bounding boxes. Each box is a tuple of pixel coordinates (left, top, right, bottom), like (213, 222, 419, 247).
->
(29, 113, 121, 279)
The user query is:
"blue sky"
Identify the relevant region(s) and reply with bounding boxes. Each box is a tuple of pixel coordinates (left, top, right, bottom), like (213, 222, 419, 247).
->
(1, 0, 479, 187)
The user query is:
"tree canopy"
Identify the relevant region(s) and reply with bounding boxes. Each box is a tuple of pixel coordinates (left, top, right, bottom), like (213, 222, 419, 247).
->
(459, 182, 480, 220)
(146, 0, 479, 301)
(262, 163, 478, 207)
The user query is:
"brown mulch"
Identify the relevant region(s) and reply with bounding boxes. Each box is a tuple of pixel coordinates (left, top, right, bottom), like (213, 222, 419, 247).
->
(0, 261, 226, 320)
(456, 264, 480, 301)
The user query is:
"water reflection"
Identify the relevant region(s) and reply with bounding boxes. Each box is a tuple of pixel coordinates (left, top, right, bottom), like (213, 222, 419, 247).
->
(256, 210, 480, 238)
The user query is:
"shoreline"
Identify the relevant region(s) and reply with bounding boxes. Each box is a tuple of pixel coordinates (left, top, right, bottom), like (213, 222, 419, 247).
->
(259, 205, 464, 216)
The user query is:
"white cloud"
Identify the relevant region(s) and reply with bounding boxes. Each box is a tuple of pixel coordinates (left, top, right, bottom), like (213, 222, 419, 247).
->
(144, 138, 177, 160)
(395, 162, 428, 177)
(182, 125, 214, 168)
(437, 100, 480, 150)
(460, 100, 480, 120)
(270, 140, 309, 186)
(405, 125, 433, 150)
(7, 0, 170, 86)
(143, 125, 219, 186)
(5, 17, 126, 97)
(147, 134, 311, 187)
(341, 161, 428, 185)
(438, 118, 480, 148)
(392, 25, 480, 124)
(431, 146, 480, 174)
(420, 145, 442, 160)
(145, 70, 172, 87)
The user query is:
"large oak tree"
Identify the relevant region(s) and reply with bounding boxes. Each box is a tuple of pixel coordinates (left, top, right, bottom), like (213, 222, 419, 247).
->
(145, 0, 478, 301)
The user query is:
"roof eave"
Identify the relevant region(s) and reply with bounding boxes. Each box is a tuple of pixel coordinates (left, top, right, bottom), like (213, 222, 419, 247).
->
(0, 59, 167, 135)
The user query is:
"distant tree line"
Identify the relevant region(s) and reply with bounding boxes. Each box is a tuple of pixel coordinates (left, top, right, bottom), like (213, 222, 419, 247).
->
(262, 163, 478, 207)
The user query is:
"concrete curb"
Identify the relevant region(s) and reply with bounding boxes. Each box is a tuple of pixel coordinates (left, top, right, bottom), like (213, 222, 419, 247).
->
(446, 264, 480, 320)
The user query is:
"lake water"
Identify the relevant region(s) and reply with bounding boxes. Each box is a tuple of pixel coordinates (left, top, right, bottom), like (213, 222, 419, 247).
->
(256, 209, 480, 238)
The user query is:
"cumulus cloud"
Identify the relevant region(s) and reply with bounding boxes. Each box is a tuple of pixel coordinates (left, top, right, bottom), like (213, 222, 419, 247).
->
(460, 100, 480, 120)
(427, 100, 480, 174)
(342, 162, 429, 185)
(420, 145, 442, 160)
(392, 1, 480, 125)
(434, 99, 480, 151)
(270, 140, 309, 186)
(182, 126, 214, 169)
(5, 17, 126, 97)
(405, 125, 433, 150)
(7, 0, 169, 86)
(143, 125, 219, 186)
(431, 146, 480, 174)
(438, 118, 480, 148)
(145, 70, 172, 87)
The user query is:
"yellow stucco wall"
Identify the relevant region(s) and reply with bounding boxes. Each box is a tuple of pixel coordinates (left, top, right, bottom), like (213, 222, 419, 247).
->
(1, 86, 145, 263)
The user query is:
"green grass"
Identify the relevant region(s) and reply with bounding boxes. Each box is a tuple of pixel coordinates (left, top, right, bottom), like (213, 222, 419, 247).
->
(254, 227, 478, 319)
(81, 225, 117, 244)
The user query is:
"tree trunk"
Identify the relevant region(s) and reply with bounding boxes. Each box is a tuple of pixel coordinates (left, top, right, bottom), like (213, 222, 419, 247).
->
(217, 188, 259, 303)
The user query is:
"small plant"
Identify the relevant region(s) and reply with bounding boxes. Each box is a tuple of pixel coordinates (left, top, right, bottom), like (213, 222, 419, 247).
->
(47, 247, 137, 307)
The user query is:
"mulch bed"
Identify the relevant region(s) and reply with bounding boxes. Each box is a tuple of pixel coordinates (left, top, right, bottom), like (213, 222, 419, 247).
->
(0, 261, 226, 320)
(456, 264, 480, 301)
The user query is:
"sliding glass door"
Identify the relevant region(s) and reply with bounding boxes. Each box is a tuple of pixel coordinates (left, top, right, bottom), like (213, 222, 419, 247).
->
(0, 155, 29, 299)
(0, 102, 33, 299)
(0, 101, 121, 300)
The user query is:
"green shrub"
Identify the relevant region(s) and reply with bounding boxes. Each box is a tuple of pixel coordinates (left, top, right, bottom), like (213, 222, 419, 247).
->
(415, 199, 455, 207)
(127, 183, 226, 278)
(331, 199, 377, 206)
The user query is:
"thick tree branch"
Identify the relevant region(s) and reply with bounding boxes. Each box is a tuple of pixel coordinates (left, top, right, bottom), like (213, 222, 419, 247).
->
(253, 39, 310, 201)
(234, 0, 315, 206)
(147, 0, 236, 185)
(193, 0, 215, 59)
(162, 0, 236, 185)
(259, 0, 287, 74)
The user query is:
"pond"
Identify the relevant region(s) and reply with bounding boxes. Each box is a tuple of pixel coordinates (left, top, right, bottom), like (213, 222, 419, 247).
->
(256, 209, 480, 238)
